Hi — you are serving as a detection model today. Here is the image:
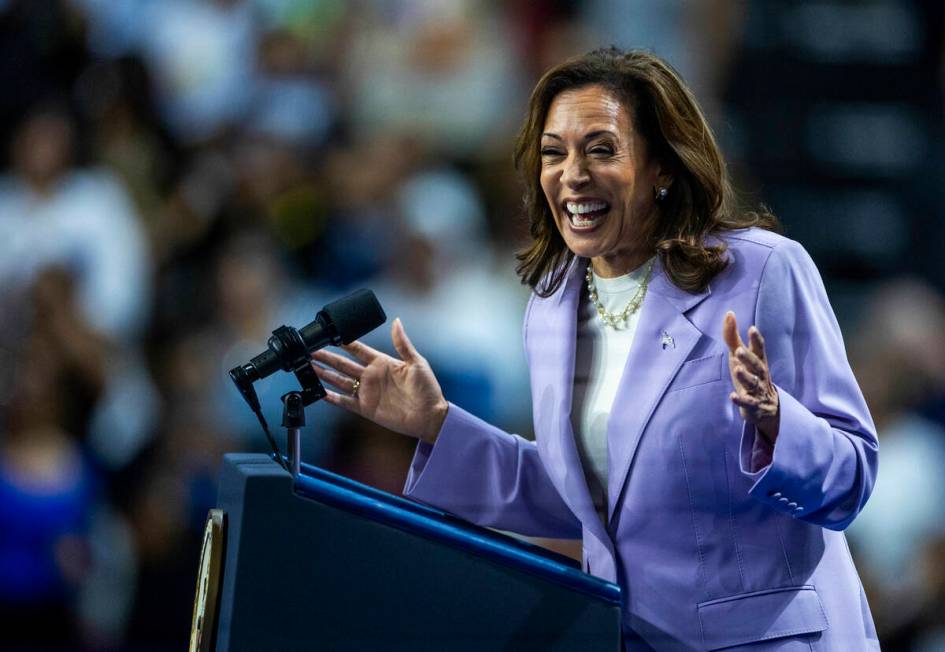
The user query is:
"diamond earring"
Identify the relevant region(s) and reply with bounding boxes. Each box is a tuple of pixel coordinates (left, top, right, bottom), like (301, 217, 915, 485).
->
(655, 186, 668, 201)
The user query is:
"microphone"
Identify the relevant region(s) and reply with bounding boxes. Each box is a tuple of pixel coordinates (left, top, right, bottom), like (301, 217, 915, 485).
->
(229, 289, 386, 410)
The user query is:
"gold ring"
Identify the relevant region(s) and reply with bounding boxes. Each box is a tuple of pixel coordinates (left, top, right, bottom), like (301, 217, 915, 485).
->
(351, 379, 361, 397)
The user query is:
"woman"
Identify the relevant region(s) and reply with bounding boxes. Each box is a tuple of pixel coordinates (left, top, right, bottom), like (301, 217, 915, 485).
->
(313, 48, 879, 651)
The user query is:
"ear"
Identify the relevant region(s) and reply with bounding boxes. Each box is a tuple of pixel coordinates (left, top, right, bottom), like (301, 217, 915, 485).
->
(650, 159, 675, 203)
(654, 160, 674, 190)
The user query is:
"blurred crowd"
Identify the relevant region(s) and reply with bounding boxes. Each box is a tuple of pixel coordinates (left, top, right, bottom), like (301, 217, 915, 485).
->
(0, 0, 944, 650)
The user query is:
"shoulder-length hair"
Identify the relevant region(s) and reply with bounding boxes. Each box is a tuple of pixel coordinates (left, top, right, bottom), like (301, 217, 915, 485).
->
(514, 47, 778, 296)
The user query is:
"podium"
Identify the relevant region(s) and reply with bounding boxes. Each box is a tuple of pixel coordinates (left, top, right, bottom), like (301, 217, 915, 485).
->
(201, 453, 622, 650)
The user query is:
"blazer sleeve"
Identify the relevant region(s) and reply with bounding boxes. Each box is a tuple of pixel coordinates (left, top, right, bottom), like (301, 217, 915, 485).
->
(738, 238, 879, 531)
(403, 404, 582, 538)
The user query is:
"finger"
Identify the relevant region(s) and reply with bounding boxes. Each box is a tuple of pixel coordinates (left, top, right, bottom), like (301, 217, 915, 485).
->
(341, 339, 381, 365)
(748, 326, 767, 362)
(735, 365, 763, 391)
(323, 389, 361, 413)
(313, 364, 358, 394)
(391, 317, 420, 363)
(722, 311, 744, 354)
(730, 391, 761, 409)
(735, 346, 767, 378)
(312, 349, 366, 379)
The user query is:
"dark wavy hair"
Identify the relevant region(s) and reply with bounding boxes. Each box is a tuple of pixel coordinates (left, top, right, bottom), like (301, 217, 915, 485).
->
(514, 47, 779, 296)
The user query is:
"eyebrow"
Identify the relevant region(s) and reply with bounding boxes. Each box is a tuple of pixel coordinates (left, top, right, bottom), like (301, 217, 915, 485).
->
(541, 130, 618, 141)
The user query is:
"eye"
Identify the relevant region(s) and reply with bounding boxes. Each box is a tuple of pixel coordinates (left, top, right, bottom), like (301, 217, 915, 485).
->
(540, 147, 564, 157)
(589, 144, 614, 156)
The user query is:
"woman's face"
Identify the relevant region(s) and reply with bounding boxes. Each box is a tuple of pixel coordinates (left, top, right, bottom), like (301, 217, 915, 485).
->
(539, 84, 668, 277)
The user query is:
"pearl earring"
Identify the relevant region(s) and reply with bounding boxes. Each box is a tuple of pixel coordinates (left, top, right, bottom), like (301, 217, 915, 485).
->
(655, 186, 668, 201)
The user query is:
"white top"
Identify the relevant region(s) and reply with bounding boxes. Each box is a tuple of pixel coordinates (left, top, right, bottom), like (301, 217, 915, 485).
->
(0, 170, 151, 340)
(571, 260, 651, 525)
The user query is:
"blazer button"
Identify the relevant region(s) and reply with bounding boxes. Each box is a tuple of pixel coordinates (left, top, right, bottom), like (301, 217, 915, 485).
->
(787, 502, 798, 509)
(769, 491, 782, 499)
(794, 506, 805, 513)
(777, 497, 790, 505)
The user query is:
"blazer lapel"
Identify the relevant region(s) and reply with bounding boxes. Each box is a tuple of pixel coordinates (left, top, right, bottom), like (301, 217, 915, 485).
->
(606, 259, 711, 524)
(530, 258, 611, 546)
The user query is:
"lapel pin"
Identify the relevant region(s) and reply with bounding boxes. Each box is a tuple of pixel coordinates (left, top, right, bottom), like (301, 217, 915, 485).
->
(661, 331, 675, 350)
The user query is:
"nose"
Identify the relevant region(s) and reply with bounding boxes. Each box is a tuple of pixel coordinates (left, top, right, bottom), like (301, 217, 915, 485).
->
(561, 153, 590, 189)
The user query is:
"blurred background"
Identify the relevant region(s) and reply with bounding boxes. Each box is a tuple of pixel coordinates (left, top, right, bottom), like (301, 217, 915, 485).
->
(0, 0, 944, 650)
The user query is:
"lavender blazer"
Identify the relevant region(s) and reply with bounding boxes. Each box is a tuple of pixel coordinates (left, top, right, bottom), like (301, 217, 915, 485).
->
(405, 228, 880, 651)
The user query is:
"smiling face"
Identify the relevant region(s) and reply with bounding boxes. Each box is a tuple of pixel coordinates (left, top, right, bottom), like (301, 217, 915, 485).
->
(539, 84, 669, 278)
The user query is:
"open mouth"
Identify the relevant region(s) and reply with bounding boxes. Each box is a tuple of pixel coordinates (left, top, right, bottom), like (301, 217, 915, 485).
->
(565, 199, 610, 231)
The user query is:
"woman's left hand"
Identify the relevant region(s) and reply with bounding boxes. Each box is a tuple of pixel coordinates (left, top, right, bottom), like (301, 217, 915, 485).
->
(723, 311, 780, 444)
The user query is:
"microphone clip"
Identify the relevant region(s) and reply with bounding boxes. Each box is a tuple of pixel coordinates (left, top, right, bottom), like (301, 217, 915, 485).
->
(229, 323, 327, 414)
(267, 325, 327, 407)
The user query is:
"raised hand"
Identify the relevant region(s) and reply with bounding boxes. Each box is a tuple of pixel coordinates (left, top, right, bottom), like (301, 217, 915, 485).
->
(722, 311, 780, 444)
(311, 318, 448, 445)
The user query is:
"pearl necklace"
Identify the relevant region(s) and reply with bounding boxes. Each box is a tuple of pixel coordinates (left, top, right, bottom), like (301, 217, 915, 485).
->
(585, 259, 654, 329)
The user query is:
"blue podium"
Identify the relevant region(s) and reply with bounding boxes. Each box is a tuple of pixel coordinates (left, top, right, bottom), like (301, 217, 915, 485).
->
(207, 453, 622, 650)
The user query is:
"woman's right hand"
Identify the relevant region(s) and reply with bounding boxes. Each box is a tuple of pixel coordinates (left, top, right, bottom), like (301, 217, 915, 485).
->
(311, 318, 448, 445)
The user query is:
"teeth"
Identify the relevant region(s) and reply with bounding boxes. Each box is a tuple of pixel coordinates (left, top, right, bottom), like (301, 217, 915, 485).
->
(571, 214, 599, 227)
(566, 200, 608, 214)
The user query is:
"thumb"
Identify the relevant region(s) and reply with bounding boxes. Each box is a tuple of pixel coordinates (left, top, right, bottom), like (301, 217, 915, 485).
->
(391, 317, 420, 363)
(722, 311, 744, 353)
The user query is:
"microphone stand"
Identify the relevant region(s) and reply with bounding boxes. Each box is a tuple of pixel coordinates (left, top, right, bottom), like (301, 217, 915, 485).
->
(282, 392, 304, 478)
(230, 324, 328, 475)
(228, 289, 385, 473)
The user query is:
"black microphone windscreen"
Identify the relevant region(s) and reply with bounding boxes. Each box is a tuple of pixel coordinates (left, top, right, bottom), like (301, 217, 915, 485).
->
(322, 289, 386, 344)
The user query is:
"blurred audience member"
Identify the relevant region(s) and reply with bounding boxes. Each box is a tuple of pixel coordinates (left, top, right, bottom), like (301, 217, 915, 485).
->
(247, 28, 337, 149)
(0, 105, 152, 342)
(313, 134, 418, 288)
(0, 0, 89, 150)
(75, 56, 172, 229)
(370, 167, 531, 429)
(343, 0, 526, 158)
(0, 268, 105, 648)
(0, 104, 162, 474)
(230, 131, 325, 259)
(120, 402, 231, 647)
(847, 279, 945, 649)
(147, 0, 260, 143)
(581, 0, 742, 125)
